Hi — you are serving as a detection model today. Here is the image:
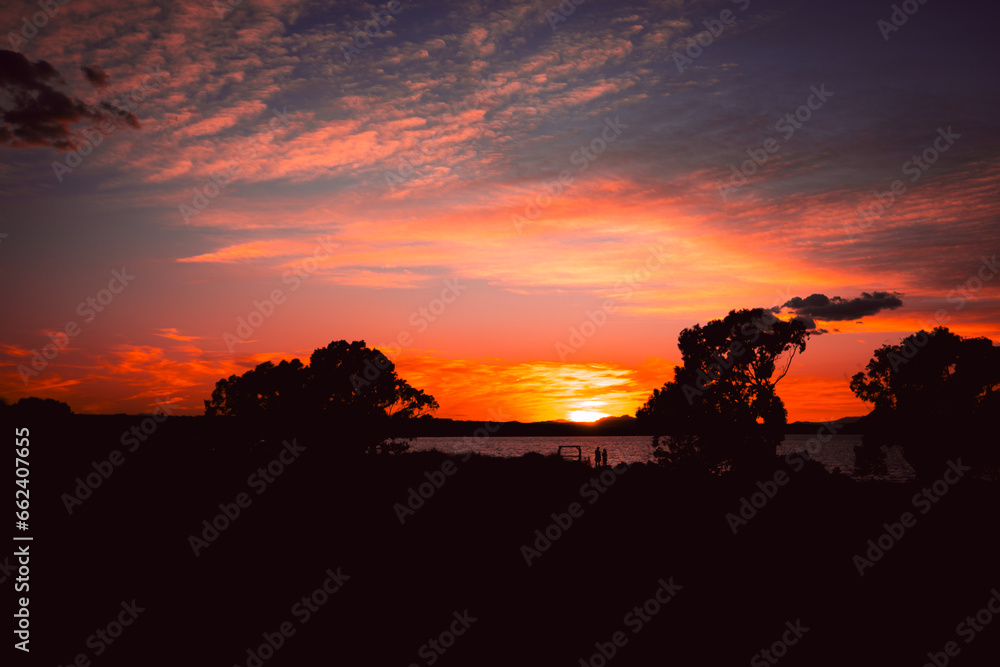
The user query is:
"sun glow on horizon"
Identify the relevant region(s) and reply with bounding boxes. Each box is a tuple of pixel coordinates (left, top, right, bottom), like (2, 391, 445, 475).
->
(567, 410, 611, 422)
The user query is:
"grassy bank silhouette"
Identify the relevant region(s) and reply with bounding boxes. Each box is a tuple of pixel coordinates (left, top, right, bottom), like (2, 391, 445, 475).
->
(16, 410, 999, 666)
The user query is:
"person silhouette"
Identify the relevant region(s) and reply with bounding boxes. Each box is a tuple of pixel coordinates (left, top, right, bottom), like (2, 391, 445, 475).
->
(595, 447, 601, 467)
(602, 448, 608, 466)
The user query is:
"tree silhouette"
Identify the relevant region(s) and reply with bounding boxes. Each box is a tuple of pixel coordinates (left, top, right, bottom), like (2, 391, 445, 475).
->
(205, 340, 438, 454)
(637, 308, 811, 474)
(1, 396, 73, 420)
(205, 358, 308, 421)
(850, 327, 1000, 479)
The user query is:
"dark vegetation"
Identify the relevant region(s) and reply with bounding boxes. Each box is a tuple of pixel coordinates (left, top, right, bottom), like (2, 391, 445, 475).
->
(850, 327, 1000, 479)
(3, 321, 997, 666)
(637, 308, 810, 475)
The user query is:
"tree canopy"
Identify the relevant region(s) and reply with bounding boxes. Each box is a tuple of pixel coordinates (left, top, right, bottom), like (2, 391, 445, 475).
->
(850, 327, 1000, 479)
(205, 340, 438, 454)
(637, 308, 811, 474)
(0, 396, 73, 420)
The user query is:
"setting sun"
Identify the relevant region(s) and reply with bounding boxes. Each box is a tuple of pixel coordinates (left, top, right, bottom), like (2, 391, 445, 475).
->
(567, 410, 610, 422)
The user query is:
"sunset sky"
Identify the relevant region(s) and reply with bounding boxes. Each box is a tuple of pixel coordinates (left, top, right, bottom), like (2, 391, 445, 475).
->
(2, 0, 998, 422)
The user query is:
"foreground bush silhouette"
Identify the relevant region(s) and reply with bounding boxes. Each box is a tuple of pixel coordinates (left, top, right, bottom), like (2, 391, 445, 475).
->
(204, 340, 438, 455)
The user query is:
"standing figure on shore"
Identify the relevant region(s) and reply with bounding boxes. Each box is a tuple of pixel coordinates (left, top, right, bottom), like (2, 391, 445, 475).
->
(595, 447, 602, 467)
(601, 448, 608, 466)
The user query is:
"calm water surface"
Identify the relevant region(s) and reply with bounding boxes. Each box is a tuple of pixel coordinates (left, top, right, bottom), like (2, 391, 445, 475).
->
(410, 434, 916, 481)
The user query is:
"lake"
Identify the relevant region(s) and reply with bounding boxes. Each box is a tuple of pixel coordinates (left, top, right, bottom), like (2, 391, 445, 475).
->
(409, 434, 916, 482)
